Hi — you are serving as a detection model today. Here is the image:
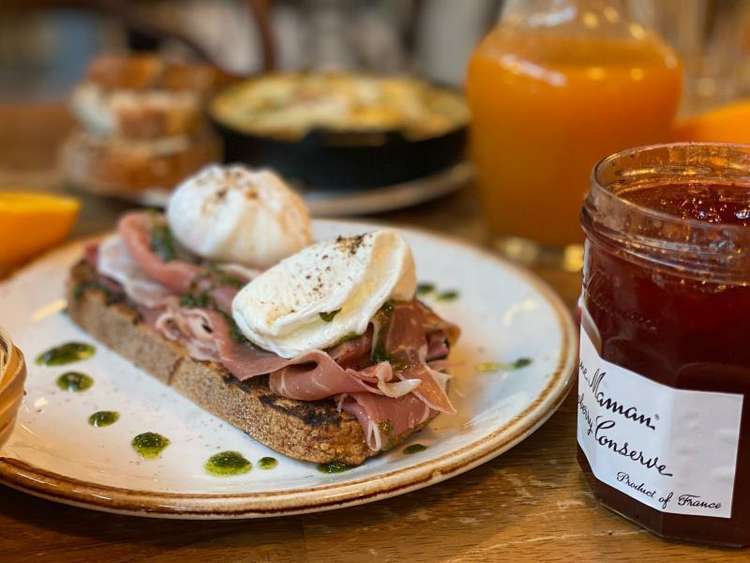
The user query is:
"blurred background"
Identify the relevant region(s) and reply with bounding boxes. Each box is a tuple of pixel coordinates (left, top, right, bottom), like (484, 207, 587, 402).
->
(5, 1, 750, 109)
(3, 0, 750, 279)
(0, 0, 500, 100)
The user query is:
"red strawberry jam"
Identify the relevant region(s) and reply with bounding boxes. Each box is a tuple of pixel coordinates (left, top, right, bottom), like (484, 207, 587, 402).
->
(579, 144, 750, 546)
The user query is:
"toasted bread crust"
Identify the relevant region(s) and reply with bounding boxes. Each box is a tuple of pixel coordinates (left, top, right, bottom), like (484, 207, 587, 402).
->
(67, 260, 432, 465)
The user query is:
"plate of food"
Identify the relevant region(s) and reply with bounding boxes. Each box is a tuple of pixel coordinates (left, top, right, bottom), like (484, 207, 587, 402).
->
(0, 165, 575, 519)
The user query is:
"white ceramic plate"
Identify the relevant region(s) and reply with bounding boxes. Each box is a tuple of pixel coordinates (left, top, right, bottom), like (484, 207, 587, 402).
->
(0, 220, 576, 519)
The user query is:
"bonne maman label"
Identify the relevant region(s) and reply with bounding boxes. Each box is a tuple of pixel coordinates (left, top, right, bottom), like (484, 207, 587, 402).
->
(577, 327, 743, 519)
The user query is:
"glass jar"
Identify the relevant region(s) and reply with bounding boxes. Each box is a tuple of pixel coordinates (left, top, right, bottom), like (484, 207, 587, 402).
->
(466, 0, 682, 257)
(578, 142, 750, 546)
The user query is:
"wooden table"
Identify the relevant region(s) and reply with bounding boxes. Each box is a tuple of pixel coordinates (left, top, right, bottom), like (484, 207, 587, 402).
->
(0, 104, 744, 562)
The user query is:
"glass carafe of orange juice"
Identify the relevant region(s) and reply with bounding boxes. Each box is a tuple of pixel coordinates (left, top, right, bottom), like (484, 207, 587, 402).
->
(466, 0, 682, 255)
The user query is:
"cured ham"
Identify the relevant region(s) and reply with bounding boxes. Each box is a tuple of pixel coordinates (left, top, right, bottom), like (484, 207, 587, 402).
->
(373, 301, 457, 414)
(98, 235, 172, 308)
(339, 392, 433, 451)
(328, 330, 373, 368)
(152, 302, 286, 373)
(395, 354, 456, 414)
(119, 212, 202, 294)
(117, 211, 252, 314)
(90, 213, 459, 452)
(209, 284, 239, 315)
(148, 305, 422, 400)
(143, 298, 453, 446)
(271, 360, 421, 400)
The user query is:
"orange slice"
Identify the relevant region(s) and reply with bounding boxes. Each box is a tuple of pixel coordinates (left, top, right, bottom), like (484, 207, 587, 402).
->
(672, 99, 750, 143)
(0, 192, 80, 272)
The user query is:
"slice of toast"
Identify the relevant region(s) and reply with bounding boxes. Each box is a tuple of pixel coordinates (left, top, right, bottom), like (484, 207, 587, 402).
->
(66, 259, 434, 465)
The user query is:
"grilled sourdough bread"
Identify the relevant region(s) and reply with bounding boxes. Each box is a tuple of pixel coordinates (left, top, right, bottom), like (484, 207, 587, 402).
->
(67, 259, 435, 465)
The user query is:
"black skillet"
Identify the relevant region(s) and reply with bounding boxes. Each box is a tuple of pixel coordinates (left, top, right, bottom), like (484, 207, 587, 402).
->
(209, 82, 468, 190)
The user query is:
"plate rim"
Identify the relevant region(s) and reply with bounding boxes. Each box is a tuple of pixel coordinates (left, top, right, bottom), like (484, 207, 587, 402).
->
(73, 161, 474, 217)
(0, 219, 577, 519)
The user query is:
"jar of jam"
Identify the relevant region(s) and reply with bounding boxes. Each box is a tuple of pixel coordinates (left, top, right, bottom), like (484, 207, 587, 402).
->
(578, 143, 750, 546)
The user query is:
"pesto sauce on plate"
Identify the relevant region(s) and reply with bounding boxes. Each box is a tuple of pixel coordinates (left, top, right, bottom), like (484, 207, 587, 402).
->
(88, 411, 119, 427)
(36, 342, 95, 366)
(56, 372, 93, 392)
(205, 451, 252, 476)
(317, 461, 353, 474)
(258, 457, 278, 470)
(132, 432, 170, 459)
(403, 443, 428, 455)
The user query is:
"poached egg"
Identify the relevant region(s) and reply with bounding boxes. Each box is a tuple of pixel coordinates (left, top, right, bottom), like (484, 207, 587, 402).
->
(232, 230, 416, 358)
(166, 164, 311, 269)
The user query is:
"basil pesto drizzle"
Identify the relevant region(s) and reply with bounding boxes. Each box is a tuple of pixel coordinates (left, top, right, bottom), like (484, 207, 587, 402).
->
(416, 282, 458, 301)
(258, 456, 278, 470)
(207, 264, 246, 288)
(222, 313, 250, 344)
(178, 289, 248, 345)
(371, 301, 395, 363)
(132, 432, 170, 459)
(317, 461, 353, 474)
(476, 357, 534, 374)
(36, 342, 95, 366)
(435, 289, 459, 302)
(511, 357, 533, 369)
(88, 410, 120, 427)
(150, 224, 177, 262)
(319, 309, 341, 322)
(403, 443, 428, 455)
(205, 451, 252, 476)
(56, 372, 93, 392)
(416, 282, 435, 295)
(179, 291, 214, 309)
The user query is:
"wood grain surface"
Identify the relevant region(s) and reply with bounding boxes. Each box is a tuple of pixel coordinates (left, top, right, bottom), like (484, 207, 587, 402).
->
(0, 103, 745, 562)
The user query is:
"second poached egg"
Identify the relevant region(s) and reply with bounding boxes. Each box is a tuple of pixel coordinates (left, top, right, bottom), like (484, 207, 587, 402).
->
(232, 230, 416, 358)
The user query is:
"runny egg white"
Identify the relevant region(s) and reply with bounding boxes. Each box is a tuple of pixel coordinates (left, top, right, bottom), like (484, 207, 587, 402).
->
(232, 230, 416, 358)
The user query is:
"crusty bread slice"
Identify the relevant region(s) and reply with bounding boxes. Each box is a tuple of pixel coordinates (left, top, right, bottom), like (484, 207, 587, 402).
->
(66, 260, 434, 465)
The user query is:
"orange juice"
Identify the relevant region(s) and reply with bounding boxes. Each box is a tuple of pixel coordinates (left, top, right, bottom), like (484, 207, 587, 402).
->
(467, 29, 682, 246)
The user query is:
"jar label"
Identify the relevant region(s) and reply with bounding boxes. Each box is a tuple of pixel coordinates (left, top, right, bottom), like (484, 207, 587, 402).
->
(577, 327, 743, 518)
